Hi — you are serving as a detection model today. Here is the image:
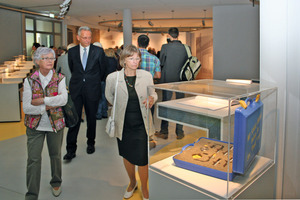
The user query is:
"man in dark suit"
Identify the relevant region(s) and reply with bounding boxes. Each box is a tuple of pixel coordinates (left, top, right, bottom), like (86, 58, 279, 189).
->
(155, 27, 188, 140)
(64, 26, 106, 161)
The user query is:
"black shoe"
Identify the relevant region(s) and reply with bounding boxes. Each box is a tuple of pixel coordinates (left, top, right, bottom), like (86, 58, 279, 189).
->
(154, 131, 168, 139)
(96, 117, 102, 120)
(176, 134, 185, 140)
(149, 140, 157, 150)
(63, 152, 76, 161)
(87, 145, 95, 154)
(102, 116, 108, 119)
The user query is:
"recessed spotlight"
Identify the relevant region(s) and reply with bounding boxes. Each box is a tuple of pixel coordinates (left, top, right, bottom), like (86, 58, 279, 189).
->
(148, 20, 154, 26)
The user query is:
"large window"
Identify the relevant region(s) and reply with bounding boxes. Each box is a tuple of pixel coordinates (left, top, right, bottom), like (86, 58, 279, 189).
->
(25, 17, 62, 58)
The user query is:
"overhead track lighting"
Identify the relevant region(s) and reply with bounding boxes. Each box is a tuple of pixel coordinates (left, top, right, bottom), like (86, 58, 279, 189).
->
(58, 0, 72, 18)
(98, 16, 213, 33)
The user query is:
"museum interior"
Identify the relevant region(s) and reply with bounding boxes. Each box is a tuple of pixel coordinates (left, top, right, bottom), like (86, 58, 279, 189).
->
(0, 0, 299, 199)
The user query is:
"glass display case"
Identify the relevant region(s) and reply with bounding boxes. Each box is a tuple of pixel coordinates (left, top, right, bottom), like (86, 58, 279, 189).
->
(147, 79, 277, 199)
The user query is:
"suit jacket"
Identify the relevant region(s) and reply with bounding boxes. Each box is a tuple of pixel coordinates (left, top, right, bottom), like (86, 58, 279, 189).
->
(68, 44, 106, 101)
(159, 40, 188, 83)
(56, 53, 71, 87)
(105, 68, 158, 140)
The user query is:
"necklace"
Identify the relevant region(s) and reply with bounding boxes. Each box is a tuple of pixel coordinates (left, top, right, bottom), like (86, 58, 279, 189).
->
(124, 73, 134, 88)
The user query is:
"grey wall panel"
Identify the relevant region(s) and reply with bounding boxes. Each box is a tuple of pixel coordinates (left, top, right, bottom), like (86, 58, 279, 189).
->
(0, 8, 23, 64)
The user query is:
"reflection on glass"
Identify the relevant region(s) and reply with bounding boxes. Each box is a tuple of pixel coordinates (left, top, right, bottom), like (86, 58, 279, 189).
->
(36, 33, 53, 47)
(55, 23, 61, 33)
(36, 20, 52, 32)
(26, 32, 34, 60)
(55, 35, 62, 48)
(25, 18, 34, 31)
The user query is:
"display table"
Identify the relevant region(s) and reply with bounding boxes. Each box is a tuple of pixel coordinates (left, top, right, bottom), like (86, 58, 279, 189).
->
(1, 75, 25, 83)
(157, 97, 239, 140)
(0, 81, 22, 122)
(150, 155, 273, 199)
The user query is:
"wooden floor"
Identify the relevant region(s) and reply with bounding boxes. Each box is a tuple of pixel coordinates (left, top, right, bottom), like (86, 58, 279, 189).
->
(0, 108, 25, 141)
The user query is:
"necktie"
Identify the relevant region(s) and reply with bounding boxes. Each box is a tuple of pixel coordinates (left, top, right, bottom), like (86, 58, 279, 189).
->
(82, 47, 87, 70)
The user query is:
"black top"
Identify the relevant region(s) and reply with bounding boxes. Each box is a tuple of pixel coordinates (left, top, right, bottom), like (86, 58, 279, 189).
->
(117, 76, 148, 166)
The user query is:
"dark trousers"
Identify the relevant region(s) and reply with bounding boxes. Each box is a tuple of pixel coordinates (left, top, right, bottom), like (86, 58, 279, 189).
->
(66, 93, 99, 153)
(96, 81, 108, 118)
(25, 128, 64, 200)
(160, 90, 184, 135)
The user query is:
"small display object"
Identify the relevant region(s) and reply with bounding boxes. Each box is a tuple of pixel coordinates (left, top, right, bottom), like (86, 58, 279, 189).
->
(173, 137, 235, 180)
(148, 79, 277, 199)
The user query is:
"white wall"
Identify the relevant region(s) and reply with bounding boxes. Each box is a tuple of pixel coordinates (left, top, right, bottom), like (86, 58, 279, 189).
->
(98, 30, 186, 53)
(213, 4, 259, 81)
(261, 0, 300, 198)
(190, 28, 214, 79)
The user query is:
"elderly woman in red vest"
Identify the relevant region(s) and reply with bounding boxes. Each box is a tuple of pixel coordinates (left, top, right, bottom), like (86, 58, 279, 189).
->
(23, 47, 68, 200)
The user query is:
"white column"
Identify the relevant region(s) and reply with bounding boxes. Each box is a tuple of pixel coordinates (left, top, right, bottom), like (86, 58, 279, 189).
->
(261, 0, 300, 198)
(260, 1, 287, 198)
(123, 9, 132, 47)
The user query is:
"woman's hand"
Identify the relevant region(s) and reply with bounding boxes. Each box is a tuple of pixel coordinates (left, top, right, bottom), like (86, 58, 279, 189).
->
(143, 96, 154, 109)
(46, 105, 60, 110)
(31, 98, 44, 106)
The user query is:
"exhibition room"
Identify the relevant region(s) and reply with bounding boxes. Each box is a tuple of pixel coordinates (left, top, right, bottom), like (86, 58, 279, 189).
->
(0, 0, 299, 199)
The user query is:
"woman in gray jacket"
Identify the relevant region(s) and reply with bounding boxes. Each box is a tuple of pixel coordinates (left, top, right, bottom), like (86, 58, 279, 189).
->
(105, 45, 157, 200)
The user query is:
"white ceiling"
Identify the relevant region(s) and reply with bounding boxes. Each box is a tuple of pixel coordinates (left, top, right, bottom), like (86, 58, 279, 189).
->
(0, 0, 254, 31)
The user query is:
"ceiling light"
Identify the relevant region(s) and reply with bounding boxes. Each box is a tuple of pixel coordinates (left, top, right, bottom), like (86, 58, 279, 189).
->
(60, 0, 72, 8)
(148, 20, 154, 26)
(49, 13, 55, 18)
(58, 0, 72, 18)
(226, 79, 252, 84)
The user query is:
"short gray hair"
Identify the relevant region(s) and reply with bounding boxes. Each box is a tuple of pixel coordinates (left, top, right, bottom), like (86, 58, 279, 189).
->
(78, 26, 92, 36)
(32, 47, 55, 67)
(93, 42, 102, 48)
(67, 43, 76, 50)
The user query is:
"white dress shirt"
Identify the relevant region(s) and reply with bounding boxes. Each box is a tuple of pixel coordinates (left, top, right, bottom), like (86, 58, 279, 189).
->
(23, 70, 68, 132)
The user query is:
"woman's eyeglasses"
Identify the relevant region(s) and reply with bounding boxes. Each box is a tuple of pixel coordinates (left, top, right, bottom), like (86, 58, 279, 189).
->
(41, 57, 56, 61)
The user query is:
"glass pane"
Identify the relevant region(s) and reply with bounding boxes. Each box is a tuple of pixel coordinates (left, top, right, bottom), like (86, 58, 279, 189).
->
(36, 20, 52, 32)
(36, 33, 53, 47)
(25, 18, 34, 31)
(55, 35, 62, 48)
(55, 23, 61, 33)
(26, 32, 34, 60)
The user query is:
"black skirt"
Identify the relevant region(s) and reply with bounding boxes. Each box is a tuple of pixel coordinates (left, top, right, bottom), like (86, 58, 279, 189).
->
(117, 76, 148, 166)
